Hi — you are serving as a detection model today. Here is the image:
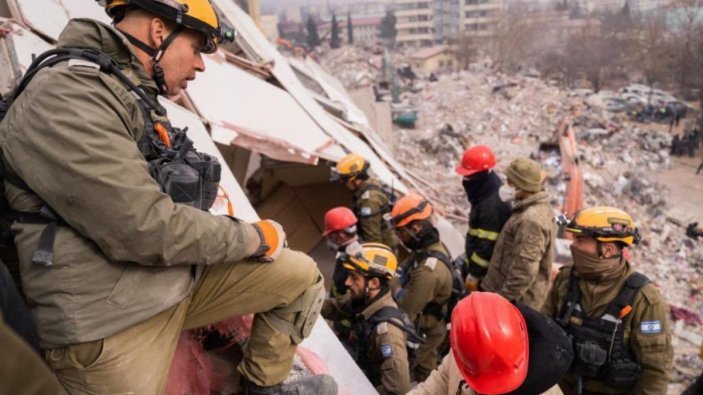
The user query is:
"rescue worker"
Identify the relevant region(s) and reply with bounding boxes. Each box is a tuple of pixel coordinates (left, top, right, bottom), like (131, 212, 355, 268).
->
(390, 194, 453, 381)
(0, 2, 335, 394)
(409, 292, 571, 395)
(481, 158, 555, 309)
(543, 207, 673, 395)
(454, 145, 511, 290)
(330, 153, 396, 249)
(322, 206, 364, 297)
(321, 243, 412, 395)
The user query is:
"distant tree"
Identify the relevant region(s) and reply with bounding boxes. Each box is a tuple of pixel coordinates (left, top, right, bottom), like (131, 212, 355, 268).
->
(306, 16, 320, 48)
(567, 27, 622, 92)
(450, 33, 477, 70)
(347, 13, 354, 45)
(490, 2, 541, 72)
(631, 16, 673, 88)
(379, 11, 397, 47)
(330, 13, 341, 48)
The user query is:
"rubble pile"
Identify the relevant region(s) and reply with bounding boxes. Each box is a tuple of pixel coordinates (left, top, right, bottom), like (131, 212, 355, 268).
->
(319, 46, 384, 90)
(320, 52, 703, 389)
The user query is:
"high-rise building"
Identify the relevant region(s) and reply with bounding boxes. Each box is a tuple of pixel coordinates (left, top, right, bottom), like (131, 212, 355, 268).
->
(391, 0, 503, 48)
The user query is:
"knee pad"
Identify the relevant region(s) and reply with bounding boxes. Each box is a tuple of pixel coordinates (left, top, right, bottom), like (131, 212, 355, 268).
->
(263, 273, 325, 344)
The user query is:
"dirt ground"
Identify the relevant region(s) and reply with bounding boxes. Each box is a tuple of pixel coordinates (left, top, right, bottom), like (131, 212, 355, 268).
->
(655, 154, 703, 224)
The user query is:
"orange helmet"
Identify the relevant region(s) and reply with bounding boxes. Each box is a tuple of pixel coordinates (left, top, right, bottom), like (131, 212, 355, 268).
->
(322, 207, 358, 236)
(456, 145, 496, 176)
(390, 194, 432, 228)
(450, 292, 529, 394)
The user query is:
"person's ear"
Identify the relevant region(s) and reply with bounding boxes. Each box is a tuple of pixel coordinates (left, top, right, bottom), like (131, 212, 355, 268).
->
(148, 17, 167, 47)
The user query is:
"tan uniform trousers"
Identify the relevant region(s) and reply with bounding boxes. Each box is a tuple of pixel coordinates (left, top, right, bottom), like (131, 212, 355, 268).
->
(44, 249, 321, 395)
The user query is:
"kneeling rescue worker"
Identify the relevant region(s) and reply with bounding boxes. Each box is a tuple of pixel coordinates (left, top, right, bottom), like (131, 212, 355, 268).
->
(321, 243, 414, 395)
(331, 153, 396, 250)
(543, 207, 673, 395)
(0, 1, 336, 394)
(391, 194, 453, 382)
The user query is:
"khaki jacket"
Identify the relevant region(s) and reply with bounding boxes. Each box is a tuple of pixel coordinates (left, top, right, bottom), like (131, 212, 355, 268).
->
(0, 19, 258, 347)
(322, 291, 411, 395)
(398, 242, 453, 330)
(542, 264, 673, 395)
(481, 191, 555, 309)
(408, 353, 564, 395)
(353, 179, 395, 248)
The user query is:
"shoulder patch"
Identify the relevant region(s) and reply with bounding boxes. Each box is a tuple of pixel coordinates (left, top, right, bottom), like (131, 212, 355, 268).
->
(360, 206, 372, 216)
(68, 58, 100, 71)
(380, 344, 393, 358)
(424, 257, 438, 270)
(361, 191, 371, 199)
(640, 320, 662, 334)
(376, 321, 389, 335)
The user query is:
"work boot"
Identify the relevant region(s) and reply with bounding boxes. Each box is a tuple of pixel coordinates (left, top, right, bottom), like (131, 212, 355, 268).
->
(243, 374, 337, 395)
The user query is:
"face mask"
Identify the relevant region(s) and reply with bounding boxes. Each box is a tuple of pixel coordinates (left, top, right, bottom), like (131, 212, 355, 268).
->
(326, 239, 340, 252)
(403, 224, 440, 250)
(499, 185, 516, 202)
(571, 246, 623, 281)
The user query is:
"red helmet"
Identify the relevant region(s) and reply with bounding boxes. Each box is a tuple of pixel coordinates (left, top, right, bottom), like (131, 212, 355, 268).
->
(456, 145, 496, 176)
(450, 292, 529, 394)
(322, 207, 358, 236)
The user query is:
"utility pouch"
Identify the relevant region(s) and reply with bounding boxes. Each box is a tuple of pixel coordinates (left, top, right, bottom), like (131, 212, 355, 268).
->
(152, 159, 201, 205)
(576, 341, 608, 377)
(605, 358, 641, 388)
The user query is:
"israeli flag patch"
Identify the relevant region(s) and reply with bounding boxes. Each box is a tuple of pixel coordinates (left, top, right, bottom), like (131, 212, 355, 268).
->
(360, 206, 372, 216)
(380, 344, 393, 358)
(640, 320, 662, 334)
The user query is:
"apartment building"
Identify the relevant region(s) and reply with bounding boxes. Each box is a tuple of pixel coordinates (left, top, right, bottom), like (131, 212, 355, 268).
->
(391, 0, 503, 48)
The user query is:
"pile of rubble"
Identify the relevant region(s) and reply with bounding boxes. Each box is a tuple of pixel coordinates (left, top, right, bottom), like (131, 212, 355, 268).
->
(320, 50, 703, 390)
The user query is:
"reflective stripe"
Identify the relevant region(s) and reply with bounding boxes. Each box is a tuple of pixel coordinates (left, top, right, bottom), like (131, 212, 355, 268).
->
(467, 228, 499, 241)
(469, 252, 489, 267)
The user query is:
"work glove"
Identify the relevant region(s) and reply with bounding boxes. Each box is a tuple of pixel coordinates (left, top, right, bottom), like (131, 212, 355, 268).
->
(250, 220, 286, 262)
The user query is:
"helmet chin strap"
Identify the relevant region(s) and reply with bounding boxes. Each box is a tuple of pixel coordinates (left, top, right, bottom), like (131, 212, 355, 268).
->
(118, 26, 184, 94)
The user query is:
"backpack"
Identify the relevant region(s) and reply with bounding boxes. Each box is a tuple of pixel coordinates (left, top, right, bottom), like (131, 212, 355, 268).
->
(420, 249, 468, 323)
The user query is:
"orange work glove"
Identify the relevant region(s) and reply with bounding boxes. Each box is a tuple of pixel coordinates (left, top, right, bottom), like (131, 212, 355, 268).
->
(251, 220, 286, 262)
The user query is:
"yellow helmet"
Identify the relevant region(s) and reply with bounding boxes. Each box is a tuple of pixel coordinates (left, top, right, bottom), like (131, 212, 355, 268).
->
(330, 153, 369, 182)
(101, 0, 234, 54)
(342, 243, 398, 280)
(565, 206, 641, 246)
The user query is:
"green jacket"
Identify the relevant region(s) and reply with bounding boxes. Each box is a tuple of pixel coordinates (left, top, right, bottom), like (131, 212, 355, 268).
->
(398, 242, 453, 330)
(352, 179, 395, 249)
(543, 265, 672, 395)
(0, 19, 258, 347)
(481, 191, 555, 309)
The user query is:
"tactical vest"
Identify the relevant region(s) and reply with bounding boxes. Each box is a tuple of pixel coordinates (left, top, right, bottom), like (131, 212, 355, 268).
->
(401, 247, 466, 323)
(0, 48, 220, 266)
(556, 272, 648, 392)
(349, 305, 424, 385)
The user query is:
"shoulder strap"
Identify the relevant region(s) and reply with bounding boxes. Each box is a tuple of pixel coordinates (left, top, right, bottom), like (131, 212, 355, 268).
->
(557, 270, 581, 327)
(425, 249, 453, 273)
(11, 48, 164, 116)
(605, 272, 649, 319)
(369, 306, 425, 344)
